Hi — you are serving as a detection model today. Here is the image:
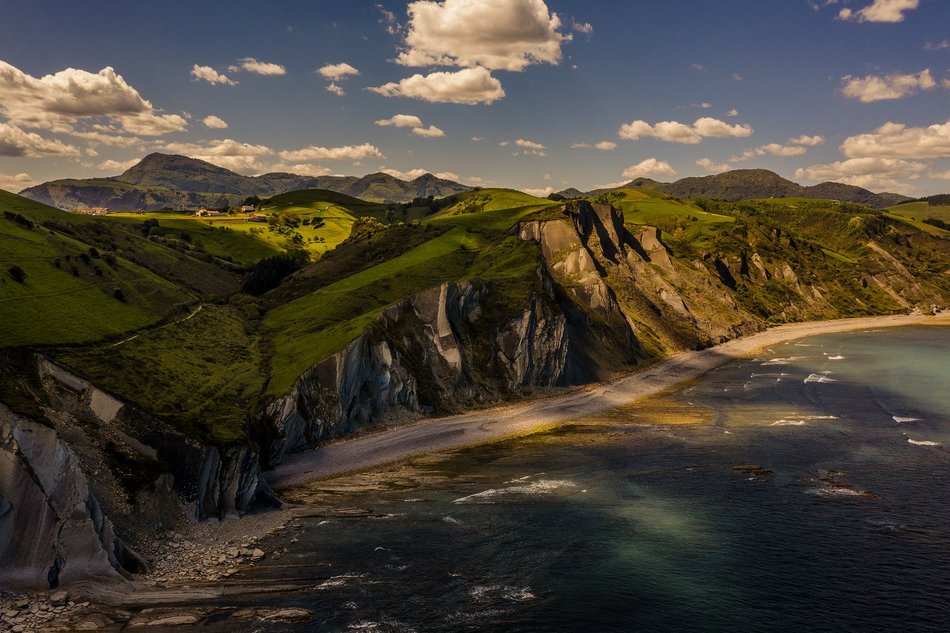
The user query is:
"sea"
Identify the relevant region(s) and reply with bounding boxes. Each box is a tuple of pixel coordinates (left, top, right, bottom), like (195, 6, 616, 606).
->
(190, 325, 950, 632)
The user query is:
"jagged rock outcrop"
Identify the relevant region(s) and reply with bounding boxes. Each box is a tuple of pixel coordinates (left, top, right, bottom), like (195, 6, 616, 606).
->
(0, 354, 280, 590)
(517, 201, 761, 356)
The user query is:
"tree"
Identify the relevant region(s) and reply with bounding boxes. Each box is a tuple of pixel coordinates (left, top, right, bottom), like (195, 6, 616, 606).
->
(7, 265, 26, 283)
(113, 288, 125, 301)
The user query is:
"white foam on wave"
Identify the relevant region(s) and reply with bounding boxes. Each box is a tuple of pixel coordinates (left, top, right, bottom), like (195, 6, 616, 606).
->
(772, 419, 808, 426)
(893, 416, 920, 424)
(761, 356, 804, 366)
(908, 438, 941, 446)
(804, 373, 838, 384)
(442, 516, 464, 525)
(827, 355, 845, 360)
(316, 573, 365, 591)
(810, 487, 867, 498)
(453, 479, 577, 504)
(470, 585, 537, 603)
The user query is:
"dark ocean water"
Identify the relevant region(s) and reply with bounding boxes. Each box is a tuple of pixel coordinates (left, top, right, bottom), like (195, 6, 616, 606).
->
(213, 325, 950, 632)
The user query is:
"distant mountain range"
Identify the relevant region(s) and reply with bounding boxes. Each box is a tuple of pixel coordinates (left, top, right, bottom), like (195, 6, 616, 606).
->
(17, 156, 918, 213)
(19, 153, 472, 211)
(577, 169, 911, 208)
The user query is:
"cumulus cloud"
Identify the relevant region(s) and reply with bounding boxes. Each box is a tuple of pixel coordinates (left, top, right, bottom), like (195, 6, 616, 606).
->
(190, 65, 236, 86)
(622, 158, 676, 179)
(267, 163, 333, 177)
(0, 121, 81, 157)
(97, 158, 139, 172)
(317, 62, 360, 81)
(230, 58, 286, 76)
(202, 115, 228, 129)
(696, 157, 732, 172)
(841, 119, 950, 159)
(508, 138, 545, 156)
(396, 0, 571, 72)
(375, 114, 424, 128)
(368, 67, 504, 104)
(790, 134, 825, 146)
(841, 69, 935, 102)
(726, 108, 739, 117)
(924, 40, 950, 51)
(379, 167, 459, 180)
(160, 138, 273, 172)
(412, 125, 445, 137)
(618, 117, 753, 144)
(838, 0, 919, 23)
(0, 171, 33, 193)
(326, 83, 346, 96)
(795, 157, 926, 193)
(515, 138, 545, 150)
(0, 60, 186, 137)
(522, 186, 554, 197)
(573, 140, 617, 151)
(279, 143, 385, 162)
(929, 169, 950, 180)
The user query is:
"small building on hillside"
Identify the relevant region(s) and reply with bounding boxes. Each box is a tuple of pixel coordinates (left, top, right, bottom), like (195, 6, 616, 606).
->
(240, 205, 256, 213)
(247, 213, 268, 223)
(196, 207, 222, 217)
(77, 206, 110, 215)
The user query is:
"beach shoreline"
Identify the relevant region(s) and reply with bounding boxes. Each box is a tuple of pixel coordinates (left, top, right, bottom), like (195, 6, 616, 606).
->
(268, 311, 947, 489)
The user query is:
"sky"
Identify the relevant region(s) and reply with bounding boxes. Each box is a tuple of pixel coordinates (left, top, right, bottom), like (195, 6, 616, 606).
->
(1, 0, 949, 197)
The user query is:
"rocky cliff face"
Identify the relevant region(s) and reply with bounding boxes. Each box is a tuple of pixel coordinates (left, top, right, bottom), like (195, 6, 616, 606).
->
(259, 276, 591, 465)
(0, 355, 279, 590)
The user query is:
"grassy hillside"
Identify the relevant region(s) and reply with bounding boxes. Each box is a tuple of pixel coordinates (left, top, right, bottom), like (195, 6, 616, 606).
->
(0, 191, 194, 346)
(888, 201, 950, 223)
(56, 303, 265, 443)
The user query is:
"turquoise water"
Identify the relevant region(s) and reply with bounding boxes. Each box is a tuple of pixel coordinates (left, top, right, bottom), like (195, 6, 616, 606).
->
(213, 326, 950, 632)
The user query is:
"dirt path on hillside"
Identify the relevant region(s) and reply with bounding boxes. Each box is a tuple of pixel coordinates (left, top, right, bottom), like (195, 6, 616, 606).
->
(267, 312, 945, 489)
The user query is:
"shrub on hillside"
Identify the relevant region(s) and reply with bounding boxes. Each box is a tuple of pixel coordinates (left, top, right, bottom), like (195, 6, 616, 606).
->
(7, 265, 26, 283)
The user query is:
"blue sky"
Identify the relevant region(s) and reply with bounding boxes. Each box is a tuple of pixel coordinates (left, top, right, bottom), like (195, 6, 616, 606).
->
(1, 0, 948, 196)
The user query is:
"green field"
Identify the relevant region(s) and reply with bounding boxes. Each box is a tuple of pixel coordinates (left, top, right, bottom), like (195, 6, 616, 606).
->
(612, 192, 734, 246)
(888, 201, 950, 222)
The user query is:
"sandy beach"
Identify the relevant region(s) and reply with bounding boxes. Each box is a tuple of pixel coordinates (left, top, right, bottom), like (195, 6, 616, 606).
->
(267, 312, 946, 489)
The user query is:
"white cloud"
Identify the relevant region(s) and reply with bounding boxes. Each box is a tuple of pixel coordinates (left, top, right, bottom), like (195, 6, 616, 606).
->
(796, 157, 926, 193)
(841, 69, 935, 102)
(924, 40, 950, 51)
(317, 62, 360, 81)
(279, 143, 385, 162)
(377, 4, 399, 34)
(202, 115, 228, 129)
(841, 119, 950, 159)
(929, 169, 950, 180)
(690, 63, 706, 72)
(162, 138, 272, 173)
(790, 134, 825, 146)
(231, 58, 286, 76)
(572, 19, 593, 36)
(412, 125, 445, 137)
(622, 158, 676, 179)
(0, 171, 33, 192)
(326, 83, 346, 96)
(733, 142, 808, 161)
(838, 0, 919, 23)
(375, 114, 424, 128)
(380, 167, 430, 180)
(0, 60, 186, 137)
(368, 67, 505, 104)
(396, 0, 571, 72)
(571, 140, 617, 151)
(726, 108, 739, 117)
(618, 117, 753, 144)
(731, 73, 743, 82)
(522, 186, 554, 197)
(190, 65, 236, 86)
(470, 136, 483, 142)
(697, 102, 713, 109)
(696, 157, 732, 172)
(267, 163, 333, 177)
(97, 158, 139, 172)
(515, 138, 545, 150)
(0, 121, 81, 157)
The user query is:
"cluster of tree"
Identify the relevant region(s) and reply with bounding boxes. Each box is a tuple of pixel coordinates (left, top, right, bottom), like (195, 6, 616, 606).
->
(923, 217, 948, 230)
(2, 211, 35, 229)
(242, 250, 309, 295)
(342, 216, 387, 244)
